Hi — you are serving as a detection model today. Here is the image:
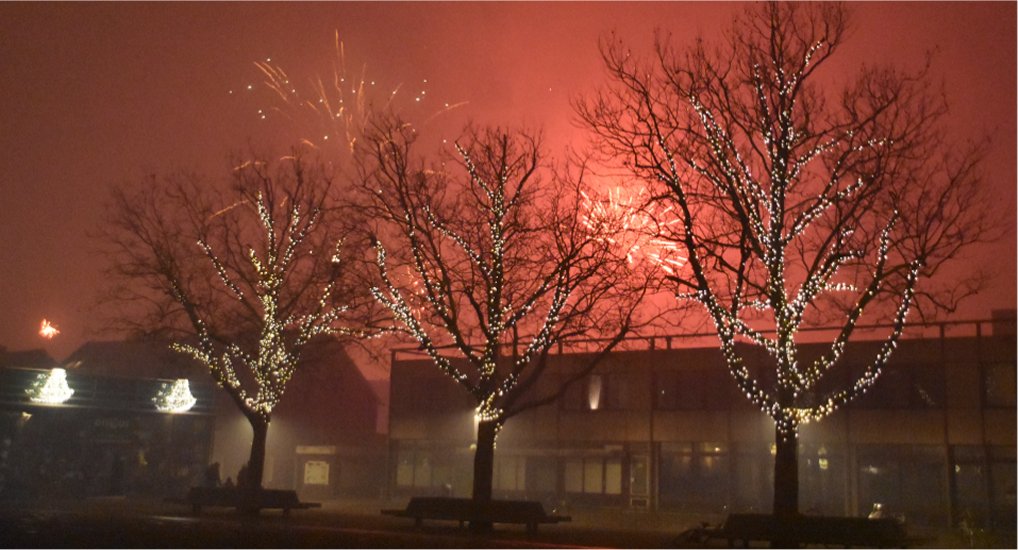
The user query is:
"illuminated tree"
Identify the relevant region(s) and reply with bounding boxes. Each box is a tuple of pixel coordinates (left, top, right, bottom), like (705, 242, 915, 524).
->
(104, 152, 364, 490)
(360, 120, 645, 512)
(580, 2, 995, 516)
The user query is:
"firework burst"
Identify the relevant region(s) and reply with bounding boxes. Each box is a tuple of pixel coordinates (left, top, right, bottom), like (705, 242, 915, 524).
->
(581, 186, 686, 275)
(241, 31, 466, 161)
(38, 319, 60, 339)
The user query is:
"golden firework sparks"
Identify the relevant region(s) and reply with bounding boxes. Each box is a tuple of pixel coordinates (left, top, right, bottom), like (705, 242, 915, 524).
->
(581, 186, 687, 274)
(247, 30, 466, 161)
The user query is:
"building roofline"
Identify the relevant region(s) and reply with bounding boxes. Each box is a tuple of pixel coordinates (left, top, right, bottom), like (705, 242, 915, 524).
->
(391, 315, 1017, 361)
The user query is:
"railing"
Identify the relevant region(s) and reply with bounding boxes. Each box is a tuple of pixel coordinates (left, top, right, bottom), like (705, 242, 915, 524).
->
(391, 316, 1015, 362)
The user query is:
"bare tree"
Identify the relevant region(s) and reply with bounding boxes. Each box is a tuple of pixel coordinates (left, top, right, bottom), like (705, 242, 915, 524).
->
(359, 119, 646, 514)
(103, 151, 366, 491)
(579, 2, 996, 516)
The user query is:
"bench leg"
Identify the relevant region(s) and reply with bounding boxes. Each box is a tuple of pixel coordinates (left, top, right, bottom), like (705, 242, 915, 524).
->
(414, 517, 422, 529)
(527, 523, 537, 537)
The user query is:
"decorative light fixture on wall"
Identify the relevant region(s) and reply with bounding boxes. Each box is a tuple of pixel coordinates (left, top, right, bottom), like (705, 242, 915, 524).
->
(588, 375, 603, 411)
(26, 368, 74, 404)
(153, 378, 197, 413)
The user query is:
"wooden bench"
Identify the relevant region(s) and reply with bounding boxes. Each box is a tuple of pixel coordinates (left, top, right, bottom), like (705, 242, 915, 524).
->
(183, 487, 321, 516)
(675, 513, 912, 548)
(382, 497, 570, 534)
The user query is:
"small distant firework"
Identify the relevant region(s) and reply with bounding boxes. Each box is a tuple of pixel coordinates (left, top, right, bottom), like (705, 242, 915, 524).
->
(581, 186, 687, 275)
(243, 31, 466, 160)
(39, 319, 60, 339)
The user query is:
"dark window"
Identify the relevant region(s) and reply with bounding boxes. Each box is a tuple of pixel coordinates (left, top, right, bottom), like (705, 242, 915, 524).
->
(655, 368, 732, 410)
(951, 446, 989, 527)
(391, 368, 470, 415)
(853, 363, 946, 409)
(988, 446, 1017, 531)
(856, 445, 948, 525)
(561, 377, 586, 411)
(983, 362, 1016, 408)
(732, 444, 771, 512)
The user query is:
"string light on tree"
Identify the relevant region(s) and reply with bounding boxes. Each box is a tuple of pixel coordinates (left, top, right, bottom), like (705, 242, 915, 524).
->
(366, 123, 642, 508)
(580, 2, 986, 517)
(105, 153, 363, 491)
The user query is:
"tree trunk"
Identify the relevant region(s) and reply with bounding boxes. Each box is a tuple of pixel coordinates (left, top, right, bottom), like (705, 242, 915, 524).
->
(772, 422, 799, 517)
(470, 419, 499, 532)
(243, 414, 270, 490)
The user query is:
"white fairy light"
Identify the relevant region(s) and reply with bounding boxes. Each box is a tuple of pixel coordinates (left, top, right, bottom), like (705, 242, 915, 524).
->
(26, 368, 74, 404)
(170, 161, 352, 425)
(615, 34, 929, 445)
(370, 136, 597, 444)
(153, 378, 198, 413)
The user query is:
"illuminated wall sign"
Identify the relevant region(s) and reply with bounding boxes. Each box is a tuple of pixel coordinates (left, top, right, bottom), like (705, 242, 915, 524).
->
(303, 460, 330, 485)
(26, 368, 74, 404)
(296, 445, 337, 455)
(153, 378, 197, 413)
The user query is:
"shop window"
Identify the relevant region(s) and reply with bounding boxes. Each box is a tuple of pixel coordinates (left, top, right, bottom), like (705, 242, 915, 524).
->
(413, 454, 432, 488)
(583, 460, 603, 492)
(564, 459, 584, 492)
(951, 446, 988, 526)
(395, 449, 439, 488)
(857, 445, 947, 525)
(988, 446, 1017, 531)
(659, 442, 729, 511)
(494, 456, 526, 492)
(525, 457, 558, 494)
(800, 443, 846, 516)
(564, 456, 623, 495)
(605, 460, 622, 495)
(732, 444, 771, 513)
(396, 454, 414, 487)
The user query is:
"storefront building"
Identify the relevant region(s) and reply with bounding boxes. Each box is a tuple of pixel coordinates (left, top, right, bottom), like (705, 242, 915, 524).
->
(0, 365, 215, 499)
(388, 315, 1016, 532)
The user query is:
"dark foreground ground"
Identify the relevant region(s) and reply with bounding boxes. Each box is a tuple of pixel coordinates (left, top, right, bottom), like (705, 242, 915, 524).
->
(0, 496, 687, 549)
(0, 496, 1009, 548)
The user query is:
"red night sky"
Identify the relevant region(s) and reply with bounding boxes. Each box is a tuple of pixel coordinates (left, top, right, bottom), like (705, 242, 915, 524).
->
(0, 2, 1014, 374)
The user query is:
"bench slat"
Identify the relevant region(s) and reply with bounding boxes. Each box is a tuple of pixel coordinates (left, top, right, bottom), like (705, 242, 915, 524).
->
(382, 497, 570, 532)
(185, 487, 320, 514)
